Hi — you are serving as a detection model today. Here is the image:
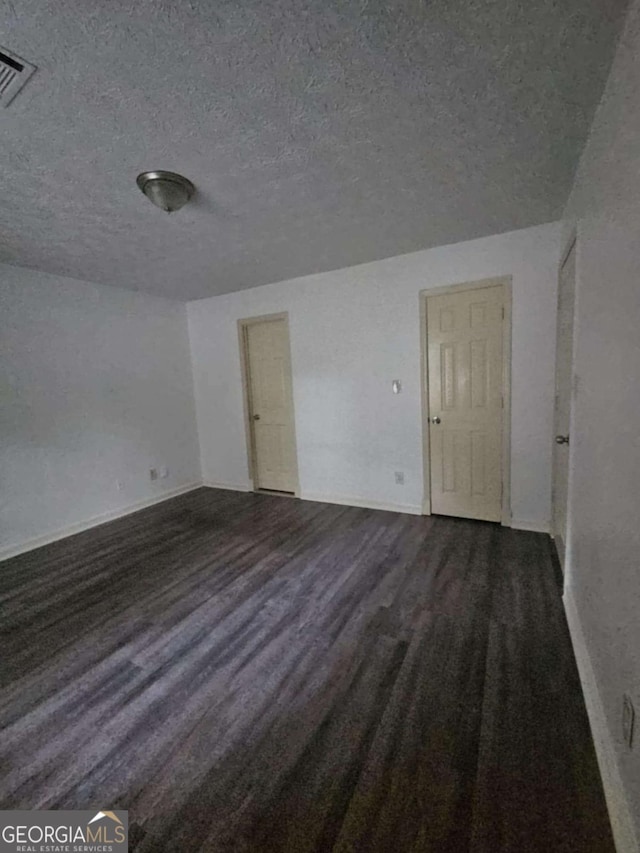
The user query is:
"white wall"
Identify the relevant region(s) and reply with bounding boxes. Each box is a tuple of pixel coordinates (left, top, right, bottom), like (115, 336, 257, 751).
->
(563, 0, 640, 843)
(1, 264, 201, 556)
(188, 222, 562, 528)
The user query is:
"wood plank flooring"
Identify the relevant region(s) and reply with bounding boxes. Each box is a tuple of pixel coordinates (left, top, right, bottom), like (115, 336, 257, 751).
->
(0, 488, 613, 852)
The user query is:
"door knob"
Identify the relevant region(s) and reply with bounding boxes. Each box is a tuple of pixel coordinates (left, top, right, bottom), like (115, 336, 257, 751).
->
(252, 414, 260, 421)
(555, 434, 569, 445)
(431, 416, 441, 425)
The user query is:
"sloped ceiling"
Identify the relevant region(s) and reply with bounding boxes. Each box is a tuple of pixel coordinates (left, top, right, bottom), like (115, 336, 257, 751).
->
(0, 0, 629, 300)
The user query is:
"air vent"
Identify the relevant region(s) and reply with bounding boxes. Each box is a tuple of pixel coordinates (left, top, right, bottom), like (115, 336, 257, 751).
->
(0, 46, 36, 107)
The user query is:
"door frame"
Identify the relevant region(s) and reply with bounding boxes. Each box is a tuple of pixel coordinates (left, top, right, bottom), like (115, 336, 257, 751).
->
(420, 276, 512, 525)
(237, 311, 300, 497)
(551, 229, 578, 560)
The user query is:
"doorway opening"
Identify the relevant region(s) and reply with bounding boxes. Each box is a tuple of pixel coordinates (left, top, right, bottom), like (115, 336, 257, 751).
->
(551, 238, 577, 570)
(238, 313, 299, 496)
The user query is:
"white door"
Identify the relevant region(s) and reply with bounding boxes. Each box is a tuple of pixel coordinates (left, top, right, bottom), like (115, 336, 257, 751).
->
(427, 284, 506, 522)
(244, 317, 297, 493)
(551, 242, 576, 568)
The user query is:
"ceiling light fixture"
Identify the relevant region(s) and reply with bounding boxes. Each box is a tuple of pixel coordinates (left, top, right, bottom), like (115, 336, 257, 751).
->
(136, 170, 195, 213)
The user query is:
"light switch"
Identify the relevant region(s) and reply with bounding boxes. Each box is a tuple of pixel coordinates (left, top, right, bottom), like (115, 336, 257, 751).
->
(392, 379, 402, 394)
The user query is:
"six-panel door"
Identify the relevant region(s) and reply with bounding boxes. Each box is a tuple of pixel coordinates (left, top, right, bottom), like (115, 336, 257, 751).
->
(246, 318, 297, 493)
(427, 285, 505, 521)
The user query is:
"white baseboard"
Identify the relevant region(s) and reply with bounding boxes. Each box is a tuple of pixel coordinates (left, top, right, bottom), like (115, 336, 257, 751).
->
(510, 518, 550, 533)
(563, 586, 639, 853)
(0, 482, 203, 563)
(300, 491, 422, 516)
(201, 481, 252, 493)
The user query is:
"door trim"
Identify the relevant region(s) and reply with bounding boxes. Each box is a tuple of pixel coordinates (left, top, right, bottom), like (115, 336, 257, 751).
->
(420, 277, 512, 526)
(559, 227, 577, 273)
(237, 312, 300, 497)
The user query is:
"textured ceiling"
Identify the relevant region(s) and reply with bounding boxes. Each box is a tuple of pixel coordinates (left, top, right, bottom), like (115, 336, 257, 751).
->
(0, 0, 629, 300)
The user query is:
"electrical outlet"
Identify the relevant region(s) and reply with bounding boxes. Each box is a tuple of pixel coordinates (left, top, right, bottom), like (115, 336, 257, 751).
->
(394, 471, 404, 485)
(159, 466, 168, 479)
(623, 694, 635, 749)
(149, 468, 158, 481)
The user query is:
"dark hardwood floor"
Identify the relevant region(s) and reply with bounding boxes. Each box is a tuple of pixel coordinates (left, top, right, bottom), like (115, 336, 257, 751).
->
(0, 488, 613, 852)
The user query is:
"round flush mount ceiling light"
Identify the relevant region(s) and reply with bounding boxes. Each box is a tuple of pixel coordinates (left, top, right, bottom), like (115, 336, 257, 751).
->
(136, 170, 195, 213)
